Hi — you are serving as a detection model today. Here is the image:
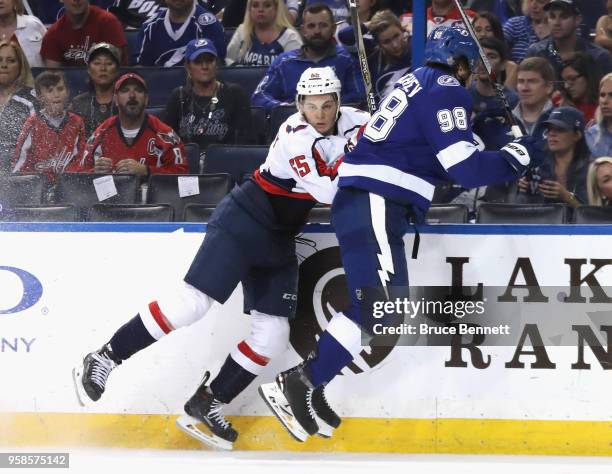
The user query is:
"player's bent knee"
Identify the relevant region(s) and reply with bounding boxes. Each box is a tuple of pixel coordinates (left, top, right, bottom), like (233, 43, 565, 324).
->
(140, 282, 214, 339)
(230, 311, 290, 375)
(247, 311, 290, 358)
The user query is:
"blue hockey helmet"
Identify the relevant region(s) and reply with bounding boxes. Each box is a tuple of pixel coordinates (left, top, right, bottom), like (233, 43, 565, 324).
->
(424, 25, 481, 73)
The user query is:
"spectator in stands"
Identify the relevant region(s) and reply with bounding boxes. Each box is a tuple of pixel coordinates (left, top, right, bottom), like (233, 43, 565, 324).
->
(586, 73, 612, 158)
(468, 0, 522, 23)
(513, 57, 555, 137)
(586, 156, 612, 206)
(41, 0, 127, 67)
(503, 0, 551, 64)
(0, 40, 35, 174)
(136, 0, 226, 66)
(472, 11, 517, 89)
(595, 0, 612, 54)
(304, 0, 349, 24)
(554, 53, 602, 125)
(252, 3, 363, 112)
(471, 37, 519, 115)
(526, 0, 612, 77)
(0, 0, 46, 68)
(164, 39, 252, 157)
(338, 10, 410, 102)
(517, 106, 588, 207)
(109, 0, 222, 29)
(12, 70, 85, 182)
(225, 0, 301, 66)
(70, 43, 120, 138)
(77, 73, 188, 175)
(400, 0, 476, 36)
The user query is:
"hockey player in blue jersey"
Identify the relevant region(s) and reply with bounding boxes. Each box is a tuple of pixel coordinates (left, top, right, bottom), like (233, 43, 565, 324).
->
(259, 25, 546, 440)
(72, 66, 369, 449)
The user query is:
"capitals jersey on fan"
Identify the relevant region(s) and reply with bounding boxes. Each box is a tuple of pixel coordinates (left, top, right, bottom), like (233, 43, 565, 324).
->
(251, 106, 369, 230)
(400, 6, 476, 36)
(12, 112, 85, 182)
(77, 114, 187, 174)
(136, 3, 225, 66)
(339, 66, 522, 222)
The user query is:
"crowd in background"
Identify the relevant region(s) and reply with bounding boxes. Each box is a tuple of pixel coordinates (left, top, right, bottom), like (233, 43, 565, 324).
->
(1, 0, 612, 217)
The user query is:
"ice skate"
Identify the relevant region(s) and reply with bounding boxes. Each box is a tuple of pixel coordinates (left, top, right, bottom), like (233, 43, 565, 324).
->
(72, 343, 122, 406)
(176, 371, 238, 450)
(259, 363, 318, 441)
(311, 385, 341, 438)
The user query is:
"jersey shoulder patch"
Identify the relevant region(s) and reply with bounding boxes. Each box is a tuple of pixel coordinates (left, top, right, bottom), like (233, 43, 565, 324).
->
(198, 12, 217, 25)
(437, 75, 461, 87)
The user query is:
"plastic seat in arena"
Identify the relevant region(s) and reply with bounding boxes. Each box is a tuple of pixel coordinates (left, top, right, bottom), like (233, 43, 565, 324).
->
(0, 205, 78, 222)
(145, 106, 165, 120)
(217, 66, 267, 99)
(269, 105, 297, 143)
(87, 203, 174, 222)
(573, 206, 612, 224)
(184, 142, 201, 174)
(477, 203, 568, 224)
(128, 67, 187, 107)
(0, 173, 45, 207)
(224, 27, 236, 46)
(203, 144, 268, 184)
(54, 173, 140, 220)
(182, 203, 215, 222)
(124, 29, 141, 65)
(250, 106, 269, 145)
(147, 173, 232, 221)
(426, 204, 469, 224)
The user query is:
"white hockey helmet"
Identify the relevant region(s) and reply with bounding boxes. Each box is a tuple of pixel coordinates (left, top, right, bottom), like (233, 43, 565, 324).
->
(295, 66, 342, 103)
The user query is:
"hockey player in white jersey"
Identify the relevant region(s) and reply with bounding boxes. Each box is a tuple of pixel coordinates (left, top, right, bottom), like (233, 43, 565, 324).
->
(260, 25, 546, 440)
(72, 66, 369, 450)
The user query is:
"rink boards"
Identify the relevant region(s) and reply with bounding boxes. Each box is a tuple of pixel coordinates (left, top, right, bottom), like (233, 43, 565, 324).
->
(1, 222, 612, 455)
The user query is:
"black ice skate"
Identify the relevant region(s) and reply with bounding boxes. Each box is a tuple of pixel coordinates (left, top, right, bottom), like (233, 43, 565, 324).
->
(311, 385, 341, 437)
(176, 371, 238, 451)
(259, 363, 319, 442)
(72, 343, 122, 406)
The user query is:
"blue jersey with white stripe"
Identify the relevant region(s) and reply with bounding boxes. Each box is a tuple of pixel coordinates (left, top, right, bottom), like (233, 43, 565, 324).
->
(339, 65, 521, 221)
(136, 4, 225, 66)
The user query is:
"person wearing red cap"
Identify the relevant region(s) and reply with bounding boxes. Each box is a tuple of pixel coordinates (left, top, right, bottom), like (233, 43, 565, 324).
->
(76, 72, 187, 175)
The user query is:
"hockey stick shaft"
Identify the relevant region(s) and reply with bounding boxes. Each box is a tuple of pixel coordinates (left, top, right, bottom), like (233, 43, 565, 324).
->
(348, 0, 377, 114)
(451, 0, 523, 138)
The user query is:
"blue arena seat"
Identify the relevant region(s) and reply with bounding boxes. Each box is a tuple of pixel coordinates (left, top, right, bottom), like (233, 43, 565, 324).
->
(0, 174, 46, 207)
(573, 206, 612, 224)
(217, 66, 267, 98)
(203, 145, 268, 184)
(147, 173, 232, 221)
(269, 105, 297, 143)
(87, 203, 174, 222)
(146, 106, 166, 119)
(124, 29, 141, 65)
(426, 204, 469, 224)
(0, 205, 78, 222)
(477, 203, 568, 224)
(184, 142, 202, 174)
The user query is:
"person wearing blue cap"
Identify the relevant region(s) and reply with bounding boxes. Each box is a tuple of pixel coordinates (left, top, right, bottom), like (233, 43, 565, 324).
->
(525, 0, 612, 77)
(518, 105, 590, 206)
(163, 38, 253, 155)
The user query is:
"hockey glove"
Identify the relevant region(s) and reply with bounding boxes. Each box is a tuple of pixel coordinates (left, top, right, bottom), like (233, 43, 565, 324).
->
(500, 135, 545, 176)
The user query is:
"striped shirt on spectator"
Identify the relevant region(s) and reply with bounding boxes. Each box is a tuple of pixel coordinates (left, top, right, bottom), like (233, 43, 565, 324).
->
(503, 16, 541, 63)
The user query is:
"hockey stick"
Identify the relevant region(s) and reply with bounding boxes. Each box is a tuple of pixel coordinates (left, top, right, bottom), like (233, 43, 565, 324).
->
(348, 0, 377, 114)
(451, 0, 523, 138)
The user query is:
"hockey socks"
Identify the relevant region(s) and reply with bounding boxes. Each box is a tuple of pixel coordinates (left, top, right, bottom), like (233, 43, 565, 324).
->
(210, 355, 258, 404)
(109, 314, 156, 361)
(308, 312, 364, 387)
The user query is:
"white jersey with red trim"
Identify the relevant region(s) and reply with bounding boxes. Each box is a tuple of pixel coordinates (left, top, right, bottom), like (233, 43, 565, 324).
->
(254, 106, 370, 205)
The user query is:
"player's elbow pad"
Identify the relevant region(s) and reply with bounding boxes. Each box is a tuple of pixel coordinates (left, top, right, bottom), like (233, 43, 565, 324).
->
(500, 141, 530, 174)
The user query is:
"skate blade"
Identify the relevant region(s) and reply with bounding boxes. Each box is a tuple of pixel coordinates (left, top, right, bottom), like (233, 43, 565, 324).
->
(72, 363, 89, 407)
(315, 417, 334, 438)
(176, 415, 233, 451)
(258, 382, 309, 442)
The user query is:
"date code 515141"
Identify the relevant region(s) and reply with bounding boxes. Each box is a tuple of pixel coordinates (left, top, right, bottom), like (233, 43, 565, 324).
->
(1, 453, 69, 469)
